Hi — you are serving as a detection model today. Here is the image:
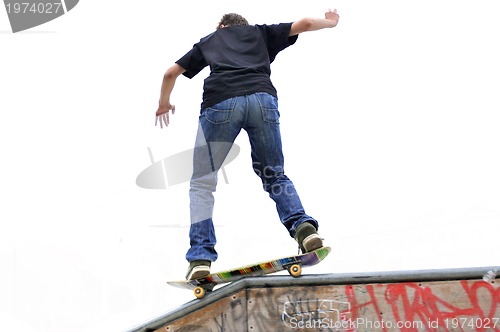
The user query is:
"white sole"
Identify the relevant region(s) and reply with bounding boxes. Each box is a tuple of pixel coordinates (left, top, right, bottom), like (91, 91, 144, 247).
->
(187, 265, 210, 280)
(303, 234, 323, 252)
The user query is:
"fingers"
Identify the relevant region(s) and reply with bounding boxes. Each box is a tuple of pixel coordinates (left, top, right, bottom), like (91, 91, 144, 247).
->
(155, 112, 169, 129)
(325, 8, 339, 21)
(155, 105, 175, 129)
(162, 113, 169, 128)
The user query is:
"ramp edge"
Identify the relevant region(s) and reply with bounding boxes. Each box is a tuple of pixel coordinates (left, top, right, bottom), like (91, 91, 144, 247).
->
(126, 266, 499, 332)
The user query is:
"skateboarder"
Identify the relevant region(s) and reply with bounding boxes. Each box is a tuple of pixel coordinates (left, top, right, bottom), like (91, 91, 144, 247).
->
(155, 10, 340, 280)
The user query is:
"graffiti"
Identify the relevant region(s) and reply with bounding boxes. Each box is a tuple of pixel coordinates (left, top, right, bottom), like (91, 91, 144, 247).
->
(342, 280, 500, 331)
(162, 277, 499, 332)
(274, 279, 500, 331)
(281, 299, 352, 329)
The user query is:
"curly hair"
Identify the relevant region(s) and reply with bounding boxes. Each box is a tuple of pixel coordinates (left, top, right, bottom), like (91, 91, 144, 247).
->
(217, 13, 249, 29)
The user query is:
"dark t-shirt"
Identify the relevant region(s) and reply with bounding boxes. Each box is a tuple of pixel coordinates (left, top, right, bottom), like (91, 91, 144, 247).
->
(176, 23, 298, 109)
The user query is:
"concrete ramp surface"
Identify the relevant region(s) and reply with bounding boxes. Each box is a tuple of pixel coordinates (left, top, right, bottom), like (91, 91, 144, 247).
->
(128, 266, 499, 332)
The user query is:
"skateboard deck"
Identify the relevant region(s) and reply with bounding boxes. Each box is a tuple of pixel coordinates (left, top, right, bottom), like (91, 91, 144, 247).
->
(167, 246, 330, 298)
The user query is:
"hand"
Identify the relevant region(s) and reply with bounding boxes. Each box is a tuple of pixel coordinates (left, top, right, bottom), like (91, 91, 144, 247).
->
(325, 8, 339, 22)
(155, 103, 175, 128)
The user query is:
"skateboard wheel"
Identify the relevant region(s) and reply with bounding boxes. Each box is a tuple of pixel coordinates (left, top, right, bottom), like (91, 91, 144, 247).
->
(194, 286, 206, 299)
(289, 264, 302, 277)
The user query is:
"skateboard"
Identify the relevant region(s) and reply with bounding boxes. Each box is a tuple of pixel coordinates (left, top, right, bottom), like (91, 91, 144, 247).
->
(167, 246, 331, 299)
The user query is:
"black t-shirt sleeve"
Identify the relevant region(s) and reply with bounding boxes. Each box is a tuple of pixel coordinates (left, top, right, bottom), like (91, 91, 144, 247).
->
(175, 44, 208, 79)
(257, 23, 298, 63)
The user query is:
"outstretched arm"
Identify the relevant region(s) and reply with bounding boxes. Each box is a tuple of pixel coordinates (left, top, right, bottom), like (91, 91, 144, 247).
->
(289, 9, 339, 36)
(156, 63, 186, 128)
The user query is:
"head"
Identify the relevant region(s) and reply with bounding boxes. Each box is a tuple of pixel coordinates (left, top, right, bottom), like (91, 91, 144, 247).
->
(217, 13, 249, 30)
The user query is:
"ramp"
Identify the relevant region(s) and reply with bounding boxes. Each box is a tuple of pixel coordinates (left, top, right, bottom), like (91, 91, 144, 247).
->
(128, 266, 499, 332)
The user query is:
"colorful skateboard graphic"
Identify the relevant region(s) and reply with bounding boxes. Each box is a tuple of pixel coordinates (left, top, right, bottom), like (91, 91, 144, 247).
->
(168, 246, 331, 298)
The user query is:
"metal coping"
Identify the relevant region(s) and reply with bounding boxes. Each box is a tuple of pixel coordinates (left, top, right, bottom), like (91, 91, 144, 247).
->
(126, 266, 499, 332)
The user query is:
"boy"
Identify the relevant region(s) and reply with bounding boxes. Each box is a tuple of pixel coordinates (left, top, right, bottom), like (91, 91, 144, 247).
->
(156, 9, 340, 280)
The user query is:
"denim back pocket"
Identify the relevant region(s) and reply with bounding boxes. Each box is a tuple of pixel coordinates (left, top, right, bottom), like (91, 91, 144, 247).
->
(256, 93, 280, 124)
(202, 98, 236, 124)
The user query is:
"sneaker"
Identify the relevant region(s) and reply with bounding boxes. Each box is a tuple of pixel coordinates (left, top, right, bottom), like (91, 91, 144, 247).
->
(295, 222, 323, 253)
(186, 260, 211, 280)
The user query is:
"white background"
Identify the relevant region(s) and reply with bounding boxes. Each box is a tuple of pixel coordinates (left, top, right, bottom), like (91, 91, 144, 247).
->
(1, 0, 499, 331)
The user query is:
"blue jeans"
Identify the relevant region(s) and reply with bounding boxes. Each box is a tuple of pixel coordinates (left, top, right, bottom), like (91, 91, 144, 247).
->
(186, 93, 318, 262)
